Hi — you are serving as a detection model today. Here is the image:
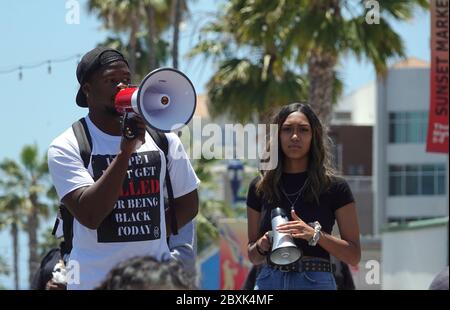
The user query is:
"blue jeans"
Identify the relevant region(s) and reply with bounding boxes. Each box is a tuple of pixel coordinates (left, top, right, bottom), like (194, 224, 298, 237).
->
(254, 259, 337, 290)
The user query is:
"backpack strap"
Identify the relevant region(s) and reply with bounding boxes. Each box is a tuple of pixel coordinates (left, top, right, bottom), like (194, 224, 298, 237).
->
(72, 118, 92, 168)
(53, 118, 179, 257)
(53, 118, 92, 255)
(146, 127, 178, 235)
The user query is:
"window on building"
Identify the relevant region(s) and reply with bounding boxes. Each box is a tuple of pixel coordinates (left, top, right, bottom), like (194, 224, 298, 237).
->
(421, 165, 435, 195)
(389, 164, 446, 196)
(389, 111, 428, 143)
(437, 165, 446, 195)
(405, 165, 419, 195)
(348, 164, 365, 175)
(330, 140, 343, 173)
(389, 165, 403, 195)
(334, 111, 352, 122)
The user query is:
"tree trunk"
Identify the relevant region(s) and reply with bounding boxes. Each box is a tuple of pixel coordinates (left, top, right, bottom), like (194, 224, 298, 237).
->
(27, 194, 39, 287)
(257, 106, 278, 156)
(128, 7, 139, 76)
(307, 50, 337, 126)
(11, 221, 19, 290)
(259, 107, 277, 125)
(144, 4, 157, 70)
(172, 0, 182, 69)
(260, 53, 277, 125)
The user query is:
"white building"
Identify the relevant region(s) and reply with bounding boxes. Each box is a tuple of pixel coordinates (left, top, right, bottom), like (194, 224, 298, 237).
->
(374, 58, 448, 235)
(382, 217, 448, 289)
(373, 58, 449, 289)
(332, 82, 376, 126)
(332, 58, 448, 289)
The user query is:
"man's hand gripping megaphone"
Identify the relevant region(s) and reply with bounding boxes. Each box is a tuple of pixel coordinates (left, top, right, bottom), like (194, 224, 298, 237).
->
(117, 83, 146, 152)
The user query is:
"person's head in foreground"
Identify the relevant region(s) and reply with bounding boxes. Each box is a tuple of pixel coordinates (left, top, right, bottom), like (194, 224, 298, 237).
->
(95, 256, 196, 290)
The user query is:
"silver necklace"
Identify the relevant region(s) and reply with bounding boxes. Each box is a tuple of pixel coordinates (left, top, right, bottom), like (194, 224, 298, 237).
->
(280, 179, 308, 210)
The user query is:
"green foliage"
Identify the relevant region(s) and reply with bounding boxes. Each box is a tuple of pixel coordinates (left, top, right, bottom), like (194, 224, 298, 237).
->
(0, 254, 9, 290)
(0, 255, 9, 277)
(190, 0, 428, 123)
(88, 0, 190, 74)
(0, 144, 54, 286)
(193, 157, 248, 253)
(38, 227, 60, 259)
(207, 58, 307, 122)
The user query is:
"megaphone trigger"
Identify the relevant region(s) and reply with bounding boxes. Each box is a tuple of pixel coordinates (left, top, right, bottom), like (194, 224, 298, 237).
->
(122, 113, 138, 140)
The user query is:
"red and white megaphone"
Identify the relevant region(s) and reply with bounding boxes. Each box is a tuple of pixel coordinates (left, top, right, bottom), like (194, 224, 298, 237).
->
(115, 68, 197, 133)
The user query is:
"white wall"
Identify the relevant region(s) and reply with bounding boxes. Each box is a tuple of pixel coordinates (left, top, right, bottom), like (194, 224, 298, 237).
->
(382, 220, 448, 289)
(374, 77, 388, 235)
(333, 82, 375, 126)
(386, 197, 447, 218)
(387, 145, 447, 164)
(386, 68, 430, 112)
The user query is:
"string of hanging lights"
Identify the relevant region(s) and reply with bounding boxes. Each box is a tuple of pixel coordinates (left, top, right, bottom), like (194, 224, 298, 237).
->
(0, 54, 82, 80)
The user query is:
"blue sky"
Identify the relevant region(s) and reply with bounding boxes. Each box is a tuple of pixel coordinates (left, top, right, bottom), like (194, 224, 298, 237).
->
(0, 1, 430, 289)
(0, 1, 430, 162)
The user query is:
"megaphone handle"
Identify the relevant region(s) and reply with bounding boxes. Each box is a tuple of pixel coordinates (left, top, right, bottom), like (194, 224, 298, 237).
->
(267, 231, 273, 244)
(122, 112, 137, 140)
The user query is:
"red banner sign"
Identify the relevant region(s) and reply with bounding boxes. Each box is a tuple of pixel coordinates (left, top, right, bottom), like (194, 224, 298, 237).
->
(427, 0, 449, 153)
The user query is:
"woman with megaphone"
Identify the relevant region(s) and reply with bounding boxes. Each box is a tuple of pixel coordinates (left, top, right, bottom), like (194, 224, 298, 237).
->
(47, 47, 200, 290)
(246, 102, 361, 290)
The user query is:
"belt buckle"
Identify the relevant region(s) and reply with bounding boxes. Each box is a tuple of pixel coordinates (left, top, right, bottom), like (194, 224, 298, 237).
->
(279, 265, 291, 273)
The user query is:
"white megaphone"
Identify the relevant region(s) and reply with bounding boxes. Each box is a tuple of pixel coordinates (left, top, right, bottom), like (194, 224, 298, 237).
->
(269, 207, 302, 266)
(114, 68, 197, 133)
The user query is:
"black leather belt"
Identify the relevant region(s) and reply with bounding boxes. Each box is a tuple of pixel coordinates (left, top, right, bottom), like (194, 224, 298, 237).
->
(268, 259, 332, 273)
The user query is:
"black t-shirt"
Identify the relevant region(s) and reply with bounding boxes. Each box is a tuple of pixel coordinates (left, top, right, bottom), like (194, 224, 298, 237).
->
(246, 172, 355, 260)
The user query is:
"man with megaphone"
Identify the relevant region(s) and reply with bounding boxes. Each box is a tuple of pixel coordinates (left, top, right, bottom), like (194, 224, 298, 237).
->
(47, 47, 200, 290)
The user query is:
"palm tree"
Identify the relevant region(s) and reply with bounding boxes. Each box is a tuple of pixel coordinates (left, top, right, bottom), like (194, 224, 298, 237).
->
(0, 253, 10, 289)
(283, 0, 429, 124)
(170, 0, 190, 69)
(0, 193, 25, 290)
(189, 1, 309, 124)
(87, 0, 142, 74)
(142, 0, 159, 70)
(0, 145, 51, 286)
(171, 0, 182, 69)
(207, 58, 308, 124)
(88, 0, 181, 74)
(38, 227, 60, 259)
(192, 0, 427, 125)
(0, 255, 9, 277)
(142, 0, 184, 70)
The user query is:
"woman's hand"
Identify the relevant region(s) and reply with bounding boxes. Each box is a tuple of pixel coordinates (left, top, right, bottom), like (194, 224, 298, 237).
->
(276, 209, 315, 241)
(256, 231, 272, 253)
(45, 279, 66, 290)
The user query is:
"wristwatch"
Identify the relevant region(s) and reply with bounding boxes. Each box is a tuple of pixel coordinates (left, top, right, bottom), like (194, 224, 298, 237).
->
(308, 221, 322, 246)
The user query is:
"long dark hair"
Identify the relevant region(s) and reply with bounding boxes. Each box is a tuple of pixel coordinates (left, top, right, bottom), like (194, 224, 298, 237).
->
(256, 102, 336, 204)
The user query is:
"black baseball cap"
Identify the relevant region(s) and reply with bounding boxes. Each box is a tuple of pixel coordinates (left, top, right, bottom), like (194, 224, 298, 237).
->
(76, 47, 129, 107)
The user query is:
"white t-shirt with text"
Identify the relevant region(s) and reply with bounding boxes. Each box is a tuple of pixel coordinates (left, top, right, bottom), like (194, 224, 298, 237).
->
(47, 116, 200, 290)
